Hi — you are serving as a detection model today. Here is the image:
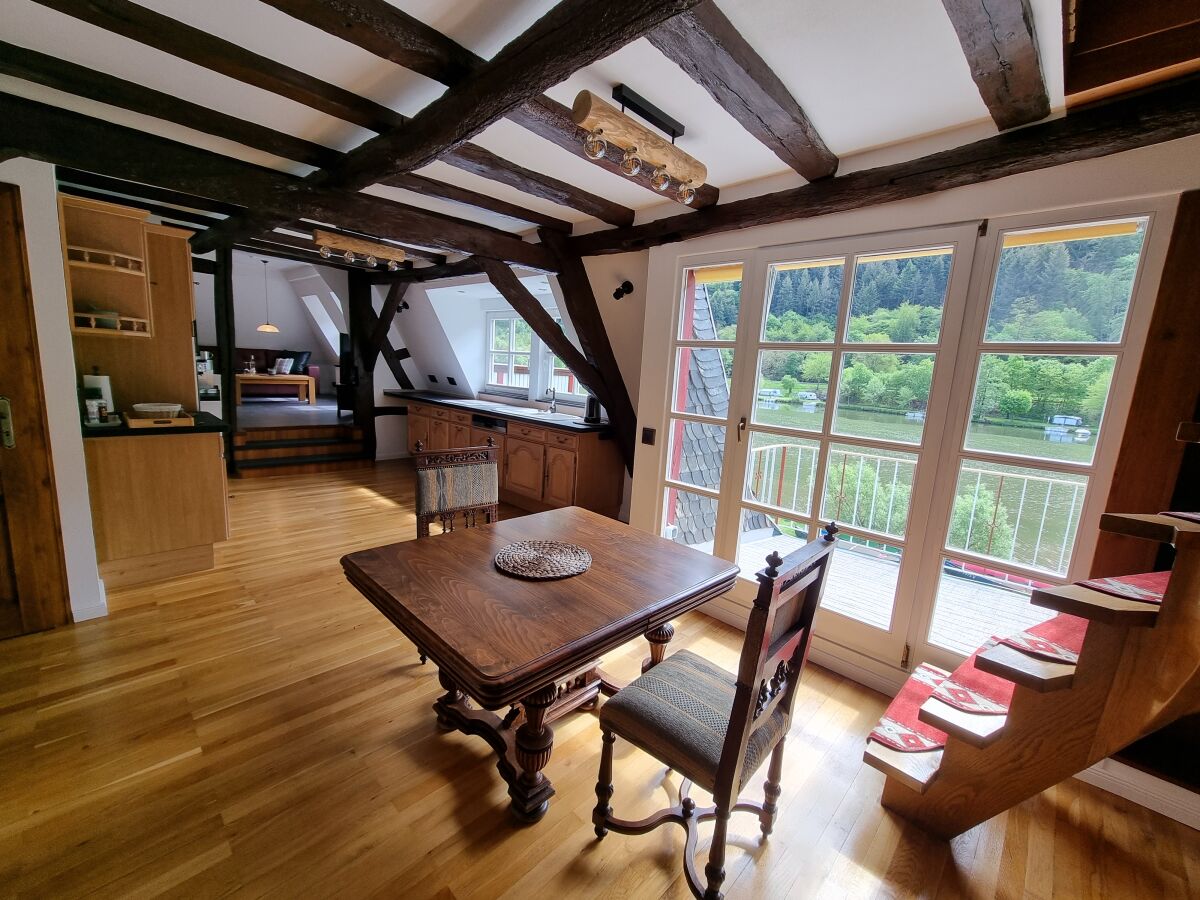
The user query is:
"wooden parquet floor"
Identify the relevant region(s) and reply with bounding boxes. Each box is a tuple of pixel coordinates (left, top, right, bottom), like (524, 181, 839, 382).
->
(1, 461, 1197, 899)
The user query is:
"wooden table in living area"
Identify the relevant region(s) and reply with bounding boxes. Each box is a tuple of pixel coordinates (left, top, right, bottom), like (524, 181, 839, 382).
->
(234, 372, 316, 405)
(341, 506, 739, 823)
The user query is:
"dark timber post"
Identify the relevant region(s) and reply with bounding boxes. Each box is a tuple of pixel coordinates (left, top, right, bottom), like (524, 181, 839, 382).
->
(347, 269, 378, 461)
(212, 243, 237, 474)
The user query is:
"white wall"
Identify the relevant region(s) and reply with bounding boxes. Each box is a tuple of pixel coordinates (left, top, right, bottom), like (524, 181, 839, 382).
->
(582, 252, 650, 409)
(0, 159, 105, 621)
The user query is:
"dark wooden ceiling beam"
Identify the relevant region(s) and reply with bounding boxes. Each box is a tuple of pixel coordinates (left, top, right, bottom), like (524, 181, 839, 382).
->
(203, 0, 700, 246)
(940, 0, 1050, 130)
(367, 257, 486, 285)
(573, 76, 1200, 256)
(0, 41, 339, 168)
(236, 238, 363, 271)
(55, 184, 221, 229)
(289, 223, 447, 265)
(56, 168, 244, 216)
(0, 92, 555, 269)
(264, 0, 721, 208)
(646, 1, 837, 180)
(381, 173, 571, 232)
(29, 0, 630, 224)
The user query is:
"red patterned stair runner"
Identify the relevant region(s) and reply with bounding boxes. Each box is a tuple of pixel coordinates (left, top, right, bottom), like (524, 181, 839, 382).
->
(869, 664, 949, 752)
(999, 612, 1088, 663)
(933, 638, 1014, 715)
(1080, 570, 1170, 604)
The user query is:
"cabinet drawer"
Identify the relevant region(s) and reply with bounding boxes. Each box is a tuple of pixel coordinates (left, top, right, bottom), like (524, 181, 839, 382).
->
(450, 410, 472, 426)
(546, 432, 578, 451)
(429, 406, 450, 420)
(409, 403, 428, 417)
(508, 423, 546, 443)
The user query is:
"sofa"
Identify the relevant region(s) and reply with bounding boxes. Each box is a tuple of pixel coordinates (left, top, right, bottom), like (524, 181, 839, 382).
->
(200, 346, 321, 398)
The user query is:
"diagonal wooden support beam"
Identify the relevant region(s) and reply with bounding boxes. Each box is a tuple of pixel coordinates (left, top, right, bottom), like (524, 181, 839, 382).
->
(28, 0, 630, 225)
(263, 0, 721, 208)
(0, 92, 555, 269)
(202, 0, 703, 248)
(940, 0, 1050, 130)
(368, 281, 411, 358)
(646, 1, 837, 180)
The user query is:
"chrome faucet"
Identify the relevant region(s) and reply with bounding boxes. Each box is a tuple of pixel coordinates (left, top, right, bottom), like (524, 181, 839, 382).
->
(545, 387, 557, 413)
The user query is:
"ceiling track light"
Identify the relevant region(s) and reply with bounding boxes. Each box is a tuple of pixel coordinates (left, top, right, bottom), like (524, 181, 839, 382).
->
(312, 229, 406, 268)
(572, 89, 706, 205)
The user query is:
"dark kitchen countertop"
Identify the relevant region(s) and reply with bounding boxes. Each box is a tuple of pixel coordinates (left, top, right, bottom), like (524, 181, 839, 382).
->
(82, 410, 230, 438)
(381, 390, 610, 434)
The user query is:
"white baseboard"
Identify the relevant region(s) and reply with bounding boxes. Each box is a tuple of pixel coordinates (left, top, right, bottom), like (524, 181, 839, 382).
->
(1075, 758, 1200, 830)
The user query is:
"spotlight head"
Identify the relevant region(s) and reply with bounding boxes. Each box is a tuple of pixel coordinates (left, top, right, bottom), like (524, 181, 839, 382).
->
(583, 130, 607, 160)
(366, 255, 378, 267)
(319, 245, 332, 259)
(343, 250, 355, 263)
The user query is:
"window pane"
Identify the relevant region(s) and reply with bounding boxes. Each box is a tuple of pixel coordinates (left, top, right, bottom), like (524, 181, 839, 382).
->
(752, 351, 830, 431)
(662, 487, 719, 554)
(681, 264, 742, 340)
(549, 357, 588, 397)
(928, 558, 1056, 656)
(489, 353, 510, 385)
(832, 352, 933, 444)
(847, 246, 952, 344)
(744, 432, 820, 516)
(513, 319, 533, 352)
(965, 354, 1115, 465)
(820, 444, 916, 540)
(511, 354, 530, 388)
(737, 509, 809, 579)
(666, 419, 727, 491)
(823, 534, 902, 630)
(761, 258, 843, 342)
(985, 218, 1147, 343)
(672, 347, 734, 418)
(945, 460, 1088, 576)
(491, 318, 510, 351)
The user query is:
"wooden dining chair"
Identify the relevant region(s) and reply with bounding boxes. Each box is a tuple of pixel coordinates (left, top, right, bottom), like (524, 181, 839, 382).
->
(592, 523, 838, 900)
(412, 438, 500, 664)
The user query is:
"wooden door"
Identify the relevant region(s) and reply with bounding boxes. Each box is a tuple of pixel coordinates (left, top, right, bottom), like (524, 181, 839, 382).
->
(450, 423, 471, 448)
(0, 183, 71, 636)
(544, 446, 577, 507)
(409, 414, 430, 452)
(504, 437, 545, 502)
(429, 419, 450, 451)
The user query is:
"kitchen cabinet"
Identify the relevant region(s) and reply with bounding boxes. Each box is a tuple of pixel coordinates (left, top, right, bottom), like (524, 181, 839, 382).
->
(504, 437, 545, 502)
(429, 418, 450, 451)
(450, 422, 471, 448)
(543, 446, 577, 507)
(409, 413, 429, 452)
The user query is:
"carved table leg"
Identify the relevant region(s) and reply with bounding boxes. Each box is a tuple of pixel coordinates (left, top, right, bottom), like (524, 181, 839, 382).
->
(642, 621, 676, 673)
(435, 670, 464, 731)
(510, 684, 558, 824)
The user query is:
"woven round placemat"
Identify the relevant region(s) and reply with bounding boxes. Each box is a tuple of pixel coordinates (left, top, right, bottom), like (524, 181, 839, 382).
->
(494, 540, 592, 580)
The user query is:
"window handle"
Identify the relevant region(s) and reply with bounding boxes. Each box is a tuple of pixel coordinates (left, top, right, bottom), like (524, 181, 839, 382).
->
(737, 417, 747, 442)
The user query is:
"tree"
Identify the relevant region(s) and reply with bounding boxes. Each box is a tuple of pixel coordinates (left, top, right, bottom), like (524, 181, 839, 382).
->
(800, 353, 832, 385)
(998, 389, 1033, 420)
(947, 485, 1016, 558)
(780, 375, 799, 399)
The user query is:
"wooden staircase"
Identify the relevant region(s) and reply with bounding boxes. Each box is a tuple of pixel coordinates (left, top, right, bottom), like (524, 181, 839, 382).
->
(233, 425, 370, 477)
(864, 506, 1200, 838)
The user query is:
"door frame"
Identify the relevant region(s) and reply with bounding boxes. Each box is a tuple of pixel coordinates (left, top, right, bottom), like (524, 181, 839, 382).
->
(0, 181, 71, 634)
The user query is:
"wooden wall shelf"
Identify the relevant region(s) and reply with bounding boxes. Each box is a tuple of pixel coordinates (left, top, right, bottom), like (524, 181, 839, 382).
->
(66, 244, 146, 274)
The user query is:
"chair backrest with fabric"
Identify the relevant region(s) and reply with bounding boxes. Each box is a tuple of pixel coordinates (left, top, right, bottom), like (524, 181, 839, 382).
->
(712, 522, 839, 803)
(412, 439, 499, 538)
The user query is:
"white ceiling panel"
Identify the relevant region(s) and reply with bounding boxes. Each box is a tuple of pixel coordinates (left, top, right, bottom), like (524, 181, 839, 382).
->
(359, 182, 537, 234)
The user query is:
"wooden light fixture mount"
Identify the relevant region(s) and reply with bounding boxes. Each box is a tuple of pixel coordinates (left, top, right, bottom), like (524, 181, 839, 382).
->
(572, 89, 707, 204)
(313, 229, 407, 267)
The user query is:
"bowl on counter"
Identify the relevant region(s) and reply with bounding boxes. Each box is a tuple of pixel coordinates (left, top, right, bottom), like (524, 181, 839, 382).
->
(131, 402, 183, 419)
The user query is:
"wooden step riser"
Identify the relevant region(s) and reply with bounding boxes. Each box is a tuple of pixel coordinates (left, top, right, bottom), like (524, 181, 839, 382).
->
(235, 458, 373, 478)
(235, 426, 362, 445)
(237, 442, 363, 461)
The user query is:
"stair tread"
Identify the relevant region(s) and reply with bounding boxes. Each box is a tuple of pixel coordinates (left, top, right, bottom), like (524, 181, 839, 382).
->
(241, 438, 361, 450)
(1031, 582, 1161, 626)
(917, 696, 1007, 748)
(1099, 512, 1200, 544)
(863, 741, 942, 794)
(975, 643, 1076, 693)
(1177, 422, 1200, 443)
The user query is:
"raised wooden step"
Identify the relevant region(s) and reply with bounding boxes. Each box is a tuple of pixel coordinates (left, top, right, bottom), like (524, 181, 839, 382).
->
(917, 697, 1007, 748)
(237, 440, 364, 461)
(975, 642, 1076, 692)
(235, 453, 372, 478)
(1031, 583, 1161, 627)
(234, 424, 362, 446)
(864, 742, 942, 794)
(1177, 421, 1200, 443)
(1099, 512, 1200, 544)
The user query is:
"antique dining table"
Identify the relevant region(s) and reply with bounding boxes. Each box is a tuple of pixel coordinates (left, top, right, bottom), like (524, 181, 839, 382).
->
(341, 506, 739, 823)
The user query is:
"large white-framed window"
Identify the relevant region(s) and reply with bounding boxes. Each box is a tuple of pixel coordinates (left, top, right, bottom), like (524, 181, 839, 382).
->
(483, 311, 588, 405)
(631, 195, 1178, 682)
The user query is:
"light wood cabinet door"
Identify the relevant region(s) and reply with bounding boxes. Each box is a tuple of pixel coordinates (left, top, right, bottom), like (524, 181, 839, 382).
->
(504, 437, 545, 502)
(408, 414, 430, 452)
(471, 428, 503, 454)
(544, 447, 577, 507)
(450, 423, 471, 449)
(429, 418, 450, 451)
